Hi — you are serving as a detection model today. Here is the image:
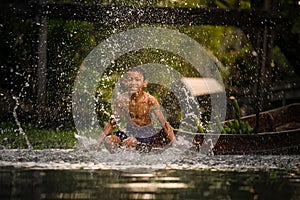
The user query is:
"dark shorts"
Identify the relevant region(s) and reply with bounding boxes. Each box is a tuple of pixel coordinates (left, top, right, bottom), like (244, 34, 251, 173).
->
(114, 130, 154, 145)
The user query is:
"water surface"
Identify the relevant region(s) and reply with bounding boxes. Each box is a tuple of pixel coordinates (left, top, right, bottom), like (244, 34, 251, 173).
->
(0, 166, 299, 200)
(0, 149, 299, 200)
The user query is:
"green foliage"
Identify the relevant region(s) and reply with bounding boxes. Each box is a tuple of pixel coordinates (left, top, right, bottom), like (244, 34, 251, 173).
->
(215, 0, 251, 9)
(196, 97, 254, 134)
(0, 122, 77, 149)
(221, 97, 254, 134)
(271, 46, 293, 78)
(196, 118, 206, 133)
(95, 74, 120, 127)
(2, 0, 299, 133)
(222, 118, 254, 134)
(47, 20, 96, 107)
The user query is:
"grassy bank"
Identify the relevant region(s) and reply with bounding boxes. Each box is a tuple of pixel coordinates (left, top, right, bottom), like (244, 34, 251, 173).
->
(0, 122, 77, 149)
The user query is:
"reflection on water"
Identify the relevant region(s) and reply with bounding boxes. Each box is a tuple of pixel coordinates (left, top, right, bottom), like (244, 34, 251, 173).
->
(0, 166, 299, 200)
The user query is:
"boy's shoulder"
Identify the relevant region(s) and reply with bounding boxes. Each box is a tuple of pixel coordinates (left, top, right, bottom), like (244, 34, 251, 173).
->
(144, 92, 159, 105)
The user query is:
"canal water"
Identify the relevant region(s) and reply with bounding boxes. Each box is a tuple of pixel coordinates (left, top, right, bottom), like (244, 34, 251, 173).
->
(0, 149, 299, 200)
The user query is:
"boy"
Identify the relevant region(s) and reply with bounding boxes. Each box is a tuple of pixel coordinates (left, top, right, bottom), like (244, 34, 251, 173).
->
(97, 67, 175, 150)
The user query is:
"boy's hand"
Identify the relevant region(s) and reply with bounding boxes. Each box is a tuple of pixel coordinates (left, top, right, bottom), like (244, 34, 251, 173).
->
(102, 123, 113, 136)
(164, 122, 176, 142)
(109, 115, 117, 127)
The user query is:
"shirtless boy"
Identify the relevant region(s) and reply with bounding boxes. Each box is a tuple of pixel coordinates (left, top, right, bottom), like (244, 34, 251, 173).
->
(97, 67, 175, 150)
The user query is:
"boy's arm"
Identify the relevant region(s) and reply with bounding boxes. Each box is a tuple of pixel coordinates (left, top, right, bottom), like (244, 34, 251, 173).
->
(150, 97, 176, 142)
(97, 116, 116, 143)
(97, 97, 123, 144)
(163, 121, 176, 142)
(103, 116, 117, 135)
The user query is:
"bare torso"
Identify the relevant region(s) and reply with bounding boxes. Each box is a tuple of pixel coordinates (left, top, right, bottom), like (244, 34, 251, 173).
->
(115, 91, 158, 127)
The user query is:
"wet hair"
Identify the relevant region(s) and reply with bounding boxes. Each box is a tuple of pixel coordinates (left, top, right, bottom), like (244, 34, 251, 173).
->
(127, 67, 146, 80)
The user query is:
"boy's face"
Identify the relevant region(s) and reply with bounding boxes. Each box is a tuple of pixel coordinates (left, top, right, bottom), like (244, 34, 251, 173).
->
(125, 71, 148, 95)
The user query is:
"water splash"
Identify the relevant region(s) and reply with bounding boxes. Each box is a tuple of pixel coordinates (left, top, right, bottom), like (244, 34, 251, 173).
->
(12, 96, 32, 149)
(73, 133, 202, 168)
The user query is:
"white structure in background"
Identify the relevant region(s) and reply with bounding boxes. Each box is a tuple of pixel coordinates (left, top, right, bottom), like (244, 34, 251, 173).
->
(181, 78, 224, 96)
